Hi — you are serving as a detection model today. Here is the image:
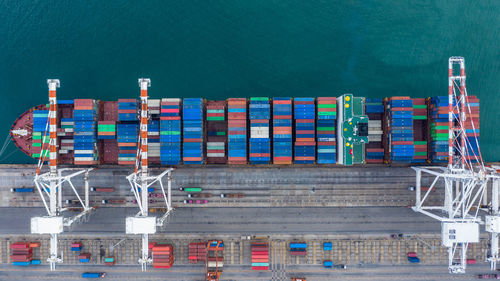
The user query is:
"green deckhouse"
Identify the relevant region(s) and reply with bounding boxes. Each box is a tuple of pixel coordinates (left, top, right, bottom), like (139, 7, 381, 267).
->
(336, 94, 369, 165)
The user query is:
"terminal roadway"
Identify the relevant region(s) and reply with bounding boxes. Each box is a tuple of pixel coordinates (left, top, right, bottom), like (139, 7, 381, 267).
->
(0, 165, 446, 208)
(0, 206, 439, 235)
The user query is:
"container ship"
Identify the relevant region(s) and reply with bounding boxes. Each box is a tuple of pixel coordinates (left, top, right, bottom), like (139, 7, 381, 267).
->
(10, 94, 480, 166)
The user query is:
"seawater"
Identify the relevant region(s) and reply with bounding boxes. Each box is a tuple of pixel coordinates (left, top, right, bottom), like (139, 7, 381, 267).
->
(1, 1, 499, 163)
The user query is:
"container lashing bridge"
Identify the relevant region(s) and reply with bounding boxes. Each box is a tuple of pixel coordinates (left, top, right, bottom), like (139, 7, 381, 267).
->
(125, 78, 174, 271)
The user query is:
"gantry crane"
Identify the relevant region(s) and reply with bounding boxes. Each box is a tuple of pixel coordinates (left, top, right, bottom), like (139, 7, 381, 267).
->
(412, 57, 500, 273)
(31, 79, 95, 270)
(125, 78, 174, 271)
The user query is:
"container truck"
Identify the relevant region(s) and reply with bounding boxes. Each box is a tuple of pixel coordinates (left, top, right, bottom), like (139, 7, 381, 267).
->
(180, 187, 202, 193)
(220, 193, 245, 198)
(82, 272, 106, 278)
(188, 193, 212, 198)
(91, 187, 115, 192)
(10, 188, 34, 193)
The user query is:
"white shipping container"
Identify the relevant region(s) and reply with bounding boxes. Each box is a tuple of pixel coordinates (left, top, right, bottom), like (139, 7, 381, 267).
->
(368, 135, 382, 142)
(207, 153, 225, 157)
(207, 142, 225, 146)
(59, 150, 68, 154)
(162, 98, 181, 102)
(64, 128, 74, 132)
(368, 130, 383, 135)
(251, 127, 269, 138)
(368, 120, 381, 127)
(61, 139, 74, 143)
(74, 150, 94, 154)
(148, 132, 160, 136)
(74, 157, 94, 161)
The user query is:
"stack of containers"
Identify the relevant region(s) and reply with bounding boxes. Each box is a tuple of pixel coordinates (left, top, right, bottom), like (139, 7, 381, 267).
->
(316, 97, 336, 164)
(389, 97, 414, 163)
(116, 123, 138, 165)
(31, 109, 49, 159)
(272, 97, 293, 164)
(227, 98, 247, 164)
(148, 120, 161, 164)
(117, 98, 138, 164)
(97, 121, 116, 140)
(160, 98, 182, 165)
(152, 243, 174, 269)
(183, 98, 204, 164)
(149, 99, 161, 116)
(251, 241, 269, 270)
(71, 242, 82, 251)
(429, 96, 449, 163)
(59, 118, 74, 135)
(73, 99, 97, 165)
(188, 242, 207, 264)
(118, 99, 137, 121)
(206, 101, 227, 164)
(365, 98, 384, 163)
(464, 95, 480, 162)
(249, 97, 271, 164)
(10, 242, 32, 266)
(294, 98, 316, 164)
(78, 253, 91, 263)
(412, 98, 428, 163)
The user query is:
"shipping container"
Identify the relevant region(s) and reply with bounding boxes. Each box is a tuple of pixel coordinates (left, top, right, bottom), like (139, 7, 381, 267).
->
(249, 98, 271, 164)
(294, 98, 316, 164)
(317, 97, 336, 164)
(227, 98, 247, 164)
(160, 98, 182, 165)
(183, 98, 204, 164)
(206, 101, 227, 164)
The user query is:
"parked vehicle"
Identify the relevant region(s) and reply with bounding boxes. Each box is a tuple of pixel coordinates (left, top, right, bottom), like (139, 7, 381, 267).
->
(334, 264, 347, 269)
(323, 260, 333, 268)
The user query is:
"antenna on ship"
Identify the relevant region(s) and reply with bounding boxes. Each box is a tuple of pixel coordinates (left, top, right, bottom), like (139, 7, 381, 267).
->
(125, 78, 174, 271)
(31, 79, 95, 271)
(412, 57, 500, 273)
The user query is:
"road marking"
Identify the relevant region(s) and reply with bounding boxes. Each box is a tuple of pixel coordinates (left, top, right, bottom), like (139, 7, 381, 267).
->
(334, 241, 337, 262)
(397, 241, 400, 264)
(240, 240, 243, 265)
(230, 241, 234, 264)
(380, 241, 383, 264)
(313, 241, 317, 265)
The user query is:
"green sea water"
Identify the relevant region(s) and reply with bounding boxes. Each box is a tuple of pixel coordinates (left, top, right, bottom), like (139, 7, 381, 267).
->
(1, 1, 499, 163)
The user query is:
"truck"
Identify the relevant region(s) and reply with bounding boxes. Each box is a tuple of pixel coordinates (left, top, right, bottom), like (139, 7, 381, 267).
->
(101, 199, 126, 205)
(91, 187, 115, 192)
(184, 199, 208, 204)
(180, 187, 202, 193)
(188, 193, 212, 198)
(478, 274, 500, 279)
(220, 193, 245, 198)
(10, 188, 34, 193)
(82, 272, 106, 278)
